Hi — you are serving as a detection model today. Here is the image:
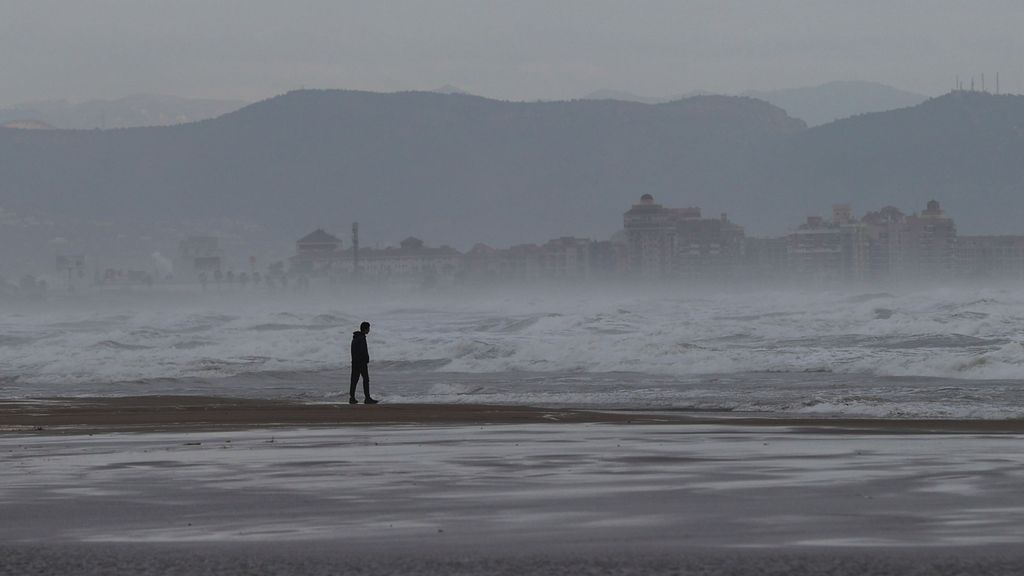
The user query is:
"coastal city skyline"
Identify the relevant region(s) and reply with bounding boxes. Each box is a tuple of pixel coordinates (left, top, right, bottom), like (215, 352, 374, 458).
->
(97, 194, 1024, 292)
(8, 178, 1024, 297)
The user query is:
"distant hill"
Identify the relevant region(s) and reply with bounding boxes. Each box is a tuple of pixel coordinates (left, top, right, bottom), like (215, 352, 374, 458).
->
(0, 94, 247, 129)
(583, 89, 670, 105)
(742, 81, 928, 126)
(768, 90, 1024, 234)
(585, 81, 928, 126)
(1, 88, 1022, 260)
(0, 90, 803, 249)
(582, 89, 712, 104)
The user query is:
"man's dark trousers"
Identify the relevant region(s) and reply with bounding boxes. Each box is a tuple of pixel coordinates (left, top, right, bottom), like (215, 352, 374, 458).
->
(350, 363, 370, 399)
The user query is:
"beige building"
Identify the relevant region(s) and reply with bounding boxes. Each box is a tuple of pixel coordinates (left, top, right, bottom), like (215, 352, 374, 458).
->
(288, 229, 344, 276)
(461, 243, 502, 281)
(356, 237, 461, 283)
(623, 194, 744, 280)
(860, 206, 906, 279)
(462, 238, 611, 283)
(787, 215, 844, 282)
(900, 200, 957, 280)
(674, 209, 745, 280)
(539, 237, 592, 279)
(624, 194, 676, 278)
(787, 200, 958, 284)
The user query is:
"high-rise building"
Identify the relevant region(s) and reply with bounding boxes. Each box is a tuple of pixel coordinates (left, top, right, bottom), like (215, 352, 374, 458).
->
(901, 200, 957, 280)
(860, 206, 906, 280)
(786, 206, 873, 284)
(674, 210, 746, 280)
(623, 195, 744, 280)
(787, 216, 844, 281)
(624, 194, 676, 278)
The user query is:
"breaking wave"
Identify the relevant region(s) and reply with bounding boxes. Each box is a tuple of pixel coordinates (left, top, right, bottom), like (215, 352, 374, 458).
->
(2, 286, 1023, 418)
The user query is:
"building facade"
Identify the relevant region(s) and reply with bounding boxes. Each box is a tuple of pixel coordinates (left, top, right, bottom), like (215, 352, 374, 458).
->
(624, 194, 677, 278)
(623, 194, 745, 280)
(273, 199, 991, 289)
(900, 200, 957, 280)
(780, 200, 957, 285)
(288, 229, 344, 276)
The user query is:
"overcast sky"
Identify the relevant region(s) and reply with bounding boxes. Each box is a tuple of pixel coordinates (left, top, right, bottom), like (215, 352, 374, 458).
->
(2, 0, 1023, 106)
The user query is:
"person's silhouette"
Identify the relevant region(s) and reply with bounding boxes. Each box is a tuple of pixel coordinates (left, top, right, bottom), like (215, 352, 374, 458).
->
(349, 321, 377, 404)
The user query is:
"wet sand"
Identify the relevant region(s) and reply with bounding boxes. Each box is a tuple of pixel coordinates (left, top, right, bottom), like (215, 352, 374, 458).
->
(3, 542, 1023, 576)
(0, 396, 669, 433)
(4, 395, 1024, 434)
(5, 397, 1024, 574)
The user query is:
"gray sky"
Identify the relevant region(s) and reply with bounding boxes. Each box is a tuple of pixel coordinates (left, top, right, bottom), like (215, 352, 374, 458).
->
(2, 0, 1023, 106)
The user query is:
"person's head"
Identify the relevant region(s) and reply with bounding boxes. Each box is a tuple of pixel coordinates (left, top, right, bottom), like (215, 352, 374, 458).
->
(360, 321, 371, 334)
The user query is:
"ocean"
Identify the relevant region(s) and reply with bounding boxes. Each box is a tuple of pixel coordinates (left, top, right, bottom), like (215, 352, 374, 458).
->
(2, 285, 1023, 419)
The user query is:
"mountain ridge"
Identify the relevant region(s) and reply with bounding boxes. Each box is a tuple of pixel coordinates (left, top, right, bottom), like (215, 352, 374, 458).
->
(742, 80, 928, 126)
(1, 89, 1021, 259)
(583, 81, 929, 126)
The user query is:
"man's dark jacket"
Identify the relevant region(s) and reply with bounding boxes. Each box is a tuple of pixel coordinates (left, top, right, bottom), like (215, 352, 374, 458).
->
(351, 331, 369, 365)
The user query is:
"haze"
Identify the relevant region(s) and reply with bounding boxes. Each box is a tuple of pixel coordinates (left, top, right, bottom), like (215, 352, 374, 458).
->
(3, 0, 1024, 106)
(7, 3, 1024, 572)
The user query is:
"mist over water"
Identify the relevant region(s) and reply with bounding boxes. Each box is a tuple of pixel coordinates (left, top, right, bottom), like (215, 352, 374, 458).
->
(2, 285, 1023, 418)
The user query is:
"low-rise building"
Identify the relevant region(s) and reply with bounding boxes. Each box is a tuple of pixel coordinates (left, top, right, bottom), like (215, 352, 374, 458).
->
(497, 244, 544, 282)
(357, 237, 461, 283)
(463, 238, 612, 283)
(288, 229, 344, 276)
(539, 237, 592, 279)
(461, 243, 502, 281)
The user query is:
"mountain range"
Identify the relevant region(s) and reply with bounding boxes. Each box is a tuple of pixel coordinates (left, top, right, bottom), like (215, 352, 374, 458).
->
(741, 81, 928, 126)
(1, 88, 1022, 263)
(584, 81, 928, 126)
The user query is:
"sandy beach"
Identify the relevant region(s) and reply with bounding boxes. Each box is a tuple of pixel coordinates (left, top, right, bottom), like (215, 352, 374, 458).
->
(4, 397, 1024, 574)
(0, 396, 655, 432)
(4, 395, 1024, 434)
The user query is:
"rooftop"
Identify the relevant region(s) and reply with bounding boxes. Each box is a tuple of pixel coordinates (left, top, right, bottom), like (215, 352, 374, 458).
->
(297, 229, 341, 245)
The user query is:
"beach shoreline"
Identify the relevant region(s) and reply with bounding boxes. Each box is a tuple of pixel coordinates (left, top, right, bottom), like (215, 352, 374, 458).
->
(5, 400, 1024, 574)
(3, 541, 1024, 576)
(4, 395, 1024, 435)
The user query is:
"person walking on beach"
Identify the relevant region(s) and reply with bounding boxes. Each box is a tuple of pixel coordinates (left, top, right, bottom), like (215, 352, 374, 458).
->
(350, 321, 378, 404)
